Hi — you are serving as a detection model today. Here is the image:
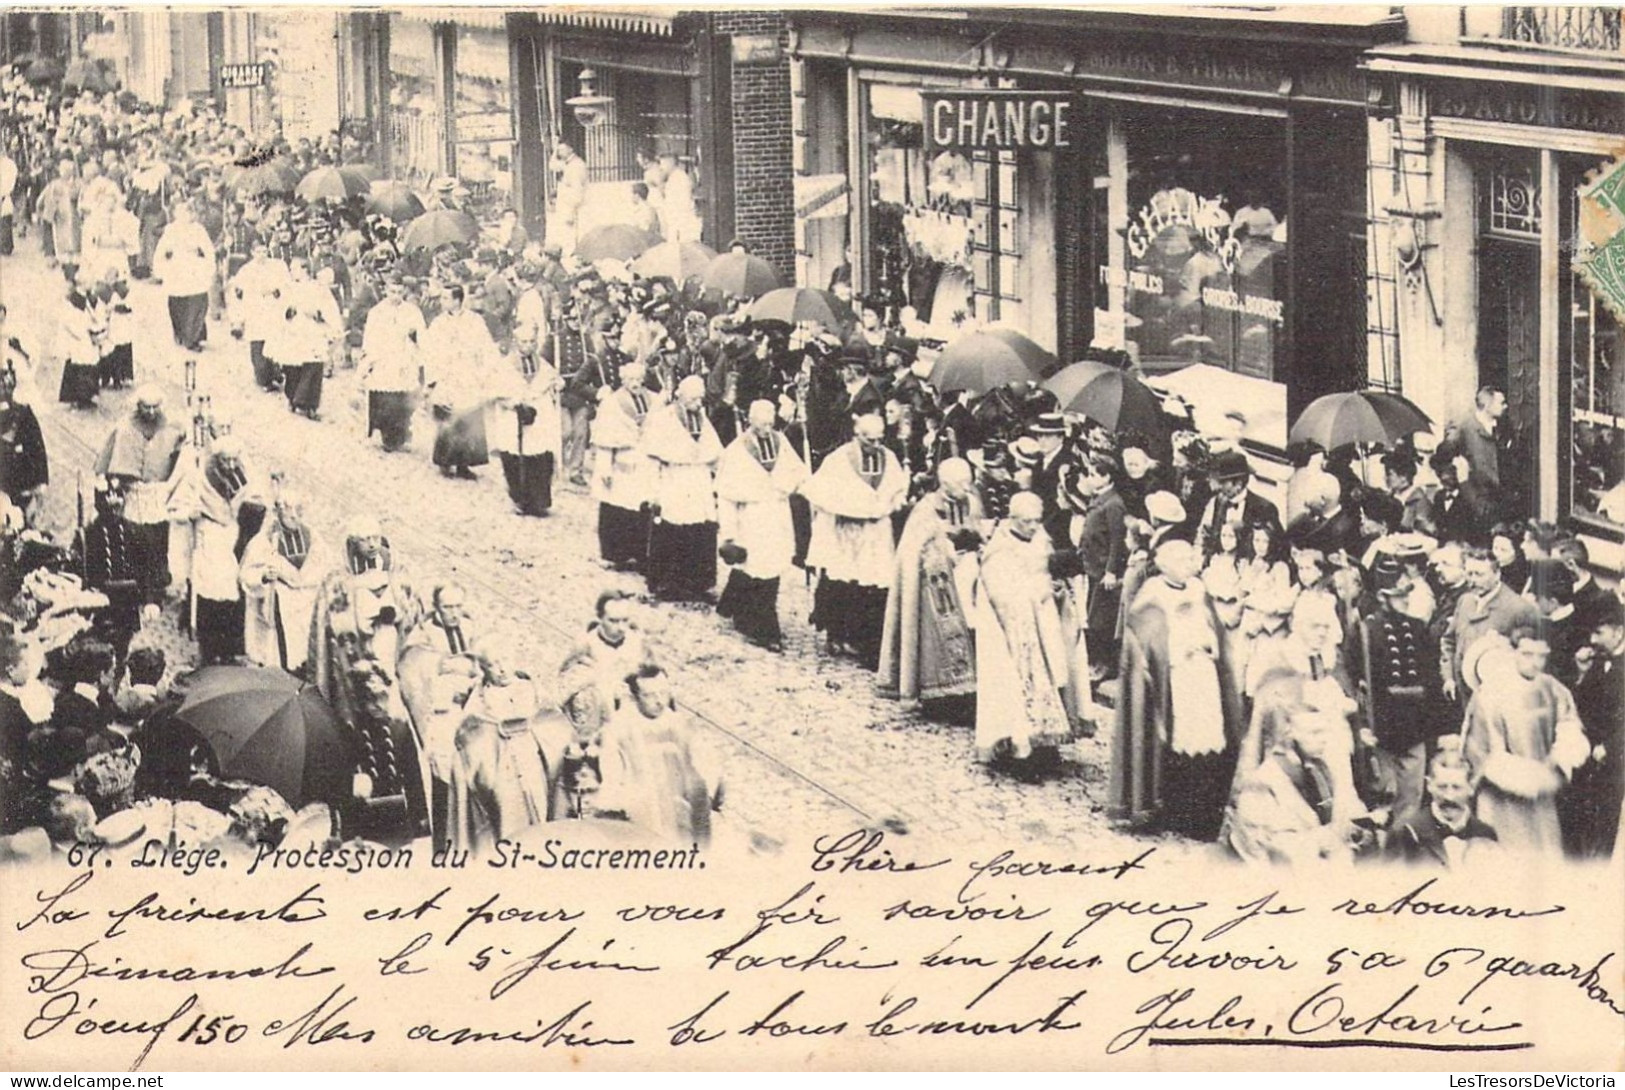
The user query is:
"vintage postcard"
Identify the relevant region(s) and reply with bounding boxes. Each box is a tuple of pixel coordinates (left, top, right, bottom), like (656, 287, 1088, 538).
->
(0, 2, 1622, 1073)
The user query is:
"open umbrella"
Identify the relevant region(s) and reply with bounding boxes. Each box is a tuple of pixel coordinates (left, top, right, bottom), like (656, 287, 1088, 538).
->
(1043, 359, 1170, 438)
(930, 328, 1055, 395)
(749, 287, 852, 331)
(401, 208, 479, 253)
(575, 223, 659, 264)
(176, 666, 355, 809)
(24, 57, 65, 85)
(1289, 390, 1433, 452)
(296, 165, 369, 204)
(701, 251, 780, 298)
(633, 240, 717, 282)
(365, 180, 425, 223)
(339, 163, 380, 185)
(230, 158, 300, 199)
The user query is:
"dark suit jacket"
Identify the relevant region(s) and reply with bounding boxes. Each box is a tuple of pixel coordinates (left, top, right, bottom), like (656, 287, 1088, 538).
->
(1385, 808, 1498, 866)
(1199, 490, 1281, 555)
(1028, 450, 1075, 548)
(1077, 488, 1127, 634)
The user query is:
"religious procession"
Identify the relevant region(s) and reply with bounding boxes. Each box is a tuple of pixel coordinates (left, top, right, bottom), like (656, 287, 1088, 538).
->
(1, 7, 1623, 872)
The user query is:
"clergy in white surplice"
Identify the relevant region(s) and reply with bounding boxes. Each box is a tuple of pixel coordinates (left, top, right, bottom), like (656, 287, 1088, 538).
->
(802, 412, 908, 670)
(715, 400, 809, 650)
(641, 375, 723, 602)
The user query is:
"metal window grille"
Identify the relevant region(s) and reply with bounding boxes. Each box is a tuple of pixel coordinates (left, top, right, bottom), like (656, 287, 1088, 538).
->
(1501, 6, 1622, 52)
(1486, 163, 1542, 239)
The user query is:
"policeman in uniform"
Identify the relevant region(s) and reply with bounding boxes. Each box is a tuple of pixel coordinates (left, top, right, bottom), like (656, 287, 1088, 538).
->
(1349, 556, 1444, 826)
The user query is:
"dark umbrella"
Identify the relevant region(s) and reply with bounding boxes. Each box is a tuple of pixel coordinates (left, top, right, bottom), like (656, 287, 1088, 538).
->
(701, 251, 780, 298)
(575, 223, 660, 264)
(365, 180, 425, 223)
(1043, 359, 1170, 437)
(1289, 390, 1433, 452)
(230, 158, 300, 199)
(633, 240, 717, 282)
(24, 57, 65, 85)
(401, 208, 479, 252)
(930, 328, 1055, 395)
(296, 165, 369, 204)
(175, 666, 355, 809)
(339, 163, 380, 185)
(749, 287, 852, 331)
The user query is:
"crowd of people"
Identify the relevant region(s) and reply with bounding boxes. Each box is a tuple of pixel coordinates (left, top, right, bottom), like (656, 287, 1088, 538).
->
(1, 65, 1620, 870)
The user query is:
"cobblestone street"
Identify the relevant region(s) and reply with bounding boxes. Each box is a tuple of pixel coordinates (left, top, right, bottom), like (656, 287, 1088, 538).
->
(5, 239, 1194, 858)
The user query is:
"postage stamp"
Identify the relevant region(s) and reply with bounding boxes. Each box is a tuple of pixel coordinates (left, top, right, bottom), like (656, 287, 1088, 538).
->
(1576, 149, 1625, 320)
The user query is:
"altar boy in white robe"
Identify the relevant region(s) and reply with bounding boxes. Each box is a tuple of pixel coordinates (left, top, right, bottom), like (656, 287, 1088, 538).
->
(715, 400, 808, 650)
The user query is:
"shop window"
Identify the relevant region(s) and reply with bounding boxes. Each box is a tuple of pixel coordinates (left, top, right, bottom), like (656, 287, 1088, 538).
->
(385, 16, 445, 185)
(451, 24, 514, 218)
(558, 62, 694, 188)
(863, 81, 975, 325)
(1112, 109, 1287, 380)
(1566, 169, 1625, 533)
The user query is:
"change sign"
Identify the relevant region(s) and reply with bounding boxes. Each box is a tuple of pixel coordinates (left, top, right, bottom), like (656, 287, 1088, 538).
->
(923, 90, 1077, 153)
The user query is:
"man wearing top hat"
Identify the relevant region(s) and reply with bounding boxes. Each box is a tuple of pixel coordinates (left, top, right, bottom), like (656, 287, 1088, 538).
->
(1197, 449, 1281, 561)
(1055, 452, 1127, 681)
(1024, 412, 1074, 549)
(838, 352, 885, 438)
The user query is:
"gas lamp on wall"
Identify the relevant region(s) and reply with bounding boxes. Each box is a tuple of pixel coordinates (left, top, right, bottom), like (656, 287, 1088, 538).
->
(565, 68, 612, 128)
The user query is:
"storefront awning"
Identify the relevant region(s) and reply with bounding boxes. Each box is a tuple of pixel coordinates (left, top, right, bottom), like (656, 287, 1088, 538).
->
(390, 9, 508, 30)
(536, 7, 679, 37)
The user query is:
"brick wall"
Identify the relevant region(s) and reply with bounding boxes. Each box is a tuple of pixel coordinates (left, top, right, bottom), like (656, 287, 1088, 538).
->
(709, 11, 795, 281)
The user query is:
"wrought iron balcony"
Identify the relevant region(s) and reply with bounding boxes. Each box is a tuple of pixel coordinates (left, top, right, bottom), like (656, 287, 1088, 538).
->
(1497, 6, 1622, 54)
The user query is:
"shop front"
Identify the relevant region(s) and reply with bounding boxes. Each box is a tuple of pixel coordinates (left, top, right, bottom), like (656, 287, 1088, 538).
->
(1366, 27, 1625, 563)
(508, 10, 722, 246)
(381, 11, 514, 219)
(790, 9, 1398, 449)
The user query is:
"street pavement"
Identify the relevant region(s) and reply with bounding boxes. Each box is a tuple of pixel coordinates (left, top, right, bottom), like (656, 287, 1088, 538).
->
(3, 239, 1196, 857)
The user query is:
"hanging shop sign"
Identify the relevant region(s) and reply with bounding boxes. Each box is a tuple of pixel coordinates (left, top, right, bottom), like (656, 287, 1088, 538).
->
(922, 90, 1077, 153)
(218, 63, 268, 90)
(455, 111, 513, 143)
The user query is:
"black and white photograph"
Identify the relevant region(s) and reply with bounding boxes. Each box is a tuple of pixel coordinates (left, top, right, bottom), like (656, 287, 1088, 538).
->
(0, 3, 1621, 1074)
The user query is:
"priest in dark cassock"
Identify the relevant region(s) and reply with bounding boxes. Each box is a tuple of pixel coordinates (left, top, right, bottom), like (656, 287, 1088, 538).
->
(591, 359, 655, 570)
(1110, 537, 1245, 839)
(641, 375, 724, 602)
(803, 412, 909, 669)
(878, 457, 982, 707)
(715, 399, 808, 650)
